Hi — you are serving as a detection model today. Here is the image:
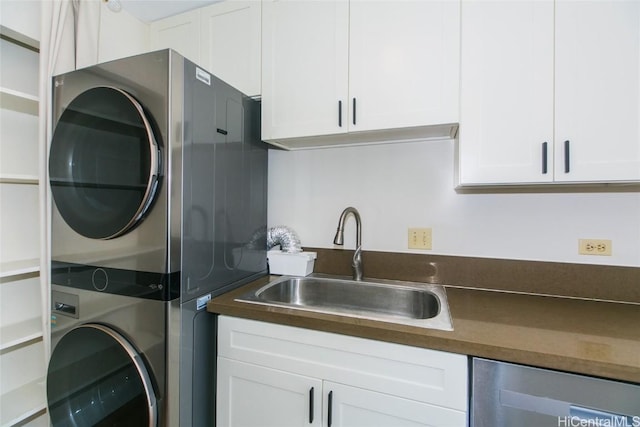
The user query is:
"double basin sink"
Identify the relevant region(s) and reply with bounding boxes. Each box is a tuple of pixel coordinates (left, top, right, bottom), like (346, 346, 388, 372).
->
(236, 275, 453, 331)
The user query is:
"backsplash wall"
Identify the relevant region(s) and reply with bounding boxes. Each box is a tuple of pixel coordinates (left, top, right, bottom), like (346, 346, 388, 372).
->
(267, 139, 640, 267)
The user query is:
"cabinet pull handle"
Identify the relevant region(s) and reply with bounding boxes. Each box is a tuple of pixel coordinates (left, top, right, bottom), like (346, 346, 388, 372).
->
(327, 391, 333, 427)
(352, 98, 357, 125)
(309, 387, 314, 424)
(564, 140, 571, 173)
(542, 142, 548, 174)
(338, 101, 342, 127)
(216, 128, 228, 135)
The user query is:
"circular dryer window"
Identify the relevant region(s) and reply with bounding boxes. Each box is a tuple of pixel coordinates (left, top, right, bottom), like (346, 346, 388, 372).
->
(49, 86, 161, 239)
(47, 324, 157, 426)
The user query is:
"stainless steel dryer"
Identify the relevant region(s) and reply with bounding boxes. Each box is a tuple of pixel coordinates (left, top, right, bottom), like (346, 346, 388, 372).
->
(47, 49, 267, 426)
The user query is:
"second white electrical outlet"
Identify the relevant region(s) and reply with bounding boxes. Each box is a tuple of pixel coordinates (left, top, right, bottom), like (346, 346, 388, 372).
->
(408, 228, 432, 250)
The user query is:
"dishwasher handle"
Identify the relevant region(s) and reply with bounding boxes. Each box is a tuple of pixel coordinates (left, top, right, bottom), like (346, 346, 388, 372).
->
(500, 389, 635, 426)
(570, 405, 635, 426)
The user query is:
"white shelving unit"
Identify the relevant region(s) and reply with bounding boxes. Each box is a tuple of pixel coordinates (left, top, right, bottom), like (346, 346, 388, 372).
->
(0, 378, 47, 427)
(0, 2, 47, 425)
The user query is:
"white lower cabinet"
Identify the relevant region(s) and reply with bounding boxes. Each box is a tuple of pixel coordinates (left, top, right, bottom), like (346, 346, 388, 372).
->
(326, 381, 466, 427)
(217, 358, 322, 427)
(217, 316, 468, 427)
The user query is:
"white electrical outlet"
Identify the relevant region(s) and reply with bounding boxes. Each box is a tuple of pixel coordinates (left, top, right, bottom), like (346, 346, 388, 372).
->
(408, 228, 432, 250)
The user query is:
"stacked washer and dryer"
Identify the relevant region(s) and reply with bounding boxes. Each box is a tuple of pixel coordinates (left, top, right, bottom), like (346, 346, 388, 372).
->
(46, 49, 267, 426)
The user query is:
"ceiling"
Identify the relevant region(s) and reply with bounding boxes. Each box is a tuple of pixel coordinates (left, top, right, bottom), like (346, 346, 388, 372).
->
(118, 0, 222, 23)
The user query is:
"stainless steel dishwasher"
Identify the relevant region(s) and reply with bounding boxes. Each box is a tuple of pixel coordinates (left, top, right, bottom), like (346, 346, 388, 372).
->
(471, 358, 640, 427)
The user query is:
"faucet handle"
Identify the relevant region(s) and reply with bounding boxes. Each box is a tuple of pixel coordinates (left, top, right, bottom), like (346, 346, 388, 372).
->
(352, 246, 363, 281)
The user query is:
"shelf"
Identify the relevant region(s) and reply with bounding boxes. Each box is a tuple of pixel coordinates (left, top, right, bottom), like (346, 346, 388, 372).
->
(0, 259, 40, 279)
(0, 25, 40, 52)
(0, 318, 43, 352)
(0, 174, 39, 185)
(0, 87, 39, 116)
(0, 13, 46, 427)
(0, 378, 46, 427)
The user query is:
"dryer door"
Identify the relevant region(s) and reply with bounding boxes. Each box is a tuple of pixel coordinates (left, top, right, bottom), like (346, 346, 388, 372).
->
(49, 86, 161, 240)
(47, 324, 157, 427)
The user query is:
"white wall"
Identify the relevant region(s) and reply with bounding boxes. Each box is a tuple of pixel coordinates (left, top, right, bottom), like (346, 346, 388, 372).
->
(98, 1, 150, 63)
(268, 139, 640, 267)
(0, 0, 40, 43)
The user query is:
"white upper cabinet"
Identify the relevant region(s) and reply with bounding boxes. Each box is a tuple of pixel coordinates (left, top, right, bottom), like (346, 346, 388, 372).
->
(349, 1, 460, 133)
(261, 0, 460, 149)
(554, 0, 640, 183)
(459, 1, 554, 185)
(200, 1, 261, 98)
(150, 10, 201, 64)
(149, 1, 261, 97)
(459, 0, 640, 186)
(261, 0, 349, 141)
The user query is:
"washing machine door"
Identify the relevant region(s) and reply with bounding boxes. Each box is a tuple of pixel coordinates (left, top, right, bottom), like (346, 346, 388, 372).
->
(49, 86, 161, 240)
(47, 324, 157, 427)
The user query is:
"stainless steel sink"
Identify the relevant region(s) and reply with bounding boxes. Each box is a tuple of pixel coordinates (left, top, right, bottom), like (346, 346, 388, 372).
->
(236, 275, 454, 331)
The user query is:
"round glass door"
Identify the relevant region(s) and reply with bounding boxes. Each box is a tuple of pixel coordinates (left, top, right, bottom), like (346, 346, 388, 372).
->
(47, 324, 157, 427)
(49, 86, 161, 239)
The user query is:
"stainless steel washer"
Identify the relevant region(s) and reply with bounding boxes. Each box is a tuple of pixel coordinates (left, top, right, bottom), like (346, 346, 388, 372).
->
(48, 286, 165, 427)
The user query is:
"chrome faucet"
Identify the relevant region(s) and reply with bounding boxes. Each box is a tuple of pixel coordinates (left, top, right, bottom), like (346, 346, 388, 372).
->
(333, 207, 363, 281)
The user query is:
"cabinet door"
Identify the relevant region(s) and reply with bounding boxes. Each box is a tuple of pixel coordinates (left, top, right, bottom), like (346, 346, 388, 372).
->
(325, 381, 466, 427)
(349, 1, 460, 132)
(200, 1, 261, 97)
(554, 0, 640, 183)
(149, 10, 201, 64)
(458, 0, 554, 185)
(217, 357, 323, 427)
(261, 0, 349, 141)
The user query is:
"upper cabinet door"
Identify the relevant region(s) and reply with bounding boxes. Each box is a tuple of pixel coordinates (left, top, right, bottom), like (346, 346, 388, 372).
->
(149, 10, 201, 64)
(150, 3, 262, 98)
(261, 0, 349, 141)
(458, 1, 554, 185)
(200, 1, 261, 97)
(554, 0, 640, 183)
(349, 1, 460, 132)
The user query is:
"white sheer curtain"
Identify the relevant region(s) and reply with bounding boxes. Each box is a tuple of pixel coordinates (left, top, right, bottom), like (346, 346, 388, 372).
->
(38, 0, 100, 357)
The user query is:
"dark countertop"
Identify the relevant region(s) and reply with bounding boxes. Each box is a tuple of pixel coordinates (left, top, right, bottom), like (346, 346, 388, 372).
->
(207, 275, 640, 383)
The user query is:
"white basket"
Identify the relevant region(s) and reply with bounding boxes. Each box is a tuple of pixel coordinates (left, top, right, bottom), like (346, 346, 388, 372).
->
(267, 250, 317, 276)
